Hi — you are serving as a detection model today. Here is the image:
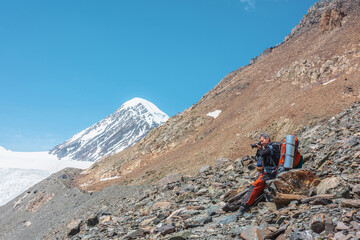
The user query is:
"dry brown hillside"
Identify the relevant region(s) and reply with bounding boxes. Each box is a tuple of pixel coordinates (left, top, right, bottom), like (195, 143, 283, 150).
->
(77, 0, 360, 191)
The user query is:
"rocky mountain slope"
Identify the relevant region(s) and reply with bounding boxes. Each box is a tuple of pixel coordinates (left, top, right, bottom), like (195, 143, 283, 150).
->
(50, 98, 169, 162)
(1, 0, 360, 239)
(0, 101, 359, 240)
(77, 0, 360, 191)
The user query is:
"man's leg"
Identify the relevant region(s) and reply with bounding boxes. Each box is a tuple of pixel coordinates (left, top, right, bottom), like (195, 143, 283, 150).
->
(240, 172, 266, 212)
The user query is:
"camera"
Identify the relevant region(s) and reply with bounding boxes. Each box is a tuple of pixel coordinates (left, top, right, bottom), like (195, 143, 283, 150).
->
(251, 141, 261, 149)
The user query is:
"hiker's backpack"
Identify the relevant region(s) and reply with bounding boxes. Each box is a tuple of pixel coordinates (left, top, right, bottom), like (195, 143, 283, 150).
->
(278, 135, 303, 169)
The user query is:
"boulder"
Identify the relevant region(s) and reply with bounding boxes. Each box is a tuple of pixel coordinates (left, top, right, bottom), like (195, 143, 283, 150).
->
(67, 219, 82, 236)
(341, 199, 360, 208)
(274, 193, 307, 209)
(272, 170, 320, 195)
(158, 173, 183, 188)
(301, 194, 334, 204)
(316, 177, 350, 198)
(310, 214, 325, 234)
(240, 226, 258, 240)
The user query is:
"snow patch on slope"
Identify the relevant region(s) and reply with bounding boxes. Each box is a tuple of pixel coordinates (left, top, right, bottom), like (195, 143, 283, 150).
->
(322, 78, 337, 85)
(207, 110, 222, 119)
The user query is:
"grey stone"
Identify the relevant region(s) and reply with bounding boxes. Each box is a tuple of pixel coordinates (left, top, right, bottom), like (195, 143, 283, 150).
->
(157, 224, 175, 235)
(168, 231, 193, 240)
(207, 205, 222, 217)
(214, 158, 232, 170)
(158, 173, 183, 188)
(240, 226, 258, 240)
(218, 214, 237, 225)
(189, 216, 213, 226)
(179, 185, 196, 193)
(350, 221, 360, 230)
(343, 136, 359, 148)
(316, 177, 350, 198)
(341, 199, 360, 208)
(289, 231, 314, 240)
(353, 184, 360, 196)
(199, 166, 212, 174)
(335, 222, 350, 231)
(125, 229, 145, 239)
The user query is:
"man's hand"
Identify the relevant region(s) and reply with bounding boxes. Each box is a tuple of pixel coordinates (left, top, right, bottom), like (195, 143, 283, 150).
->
(255, 144, 261, 150)
(277, 164, 285, 175)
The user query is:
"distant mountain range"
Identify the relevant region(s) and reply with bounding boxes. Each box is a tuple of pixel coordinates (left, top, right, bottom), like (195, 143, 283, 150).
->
(50, 98, 169, 162)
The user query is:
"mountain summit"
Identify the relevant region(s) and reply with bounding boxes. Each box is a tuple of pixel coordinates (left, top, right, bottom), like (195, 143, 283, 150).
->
(50, 98, 169, 162)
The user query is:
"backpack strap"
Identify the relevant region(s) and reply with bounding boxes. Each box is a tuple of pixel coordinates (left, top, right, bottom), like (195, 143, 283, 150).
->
(268, 144, 274, 156)
(268, 144, 277, 168)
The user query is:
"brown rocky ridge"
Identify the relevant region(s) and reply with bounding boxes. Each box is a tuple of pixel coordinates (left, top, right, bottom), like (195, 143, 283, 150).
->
(77, 0, 360, 191)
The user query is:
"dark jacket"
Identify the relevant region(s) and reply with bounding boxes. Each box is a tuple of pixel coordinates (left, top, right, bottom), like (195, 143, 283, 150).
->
(256, 141, 280, 169)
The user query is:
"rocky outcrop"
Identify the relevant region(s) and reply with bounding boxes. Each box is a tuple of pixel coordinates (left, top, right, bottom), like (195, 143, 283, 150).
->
(319, 8, 346, 33)
(285, 0, 355, 40)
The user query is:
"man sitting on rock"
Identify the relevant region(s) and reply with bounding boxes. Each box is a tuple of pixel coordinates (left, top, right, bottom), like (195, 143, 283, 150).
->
(237, 133, 281, 216)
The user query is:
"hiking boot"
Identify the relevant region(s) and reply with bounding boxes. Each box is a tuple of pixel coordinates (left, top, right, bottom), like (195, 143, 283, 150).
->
(236, 204, 249, 220)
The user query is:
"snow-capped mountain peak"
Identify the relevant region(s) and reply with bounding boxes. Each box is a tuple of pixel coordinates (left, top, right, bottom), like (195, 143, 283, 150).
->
(118, 97, 169, 125)
(50, 98, 169, 162)
(121, 97, 159, 112)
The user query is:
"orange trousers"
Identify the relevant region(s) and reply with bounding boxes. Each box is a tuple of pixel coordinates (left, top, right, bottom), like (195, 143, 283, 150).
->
(243, 172, 275, 206)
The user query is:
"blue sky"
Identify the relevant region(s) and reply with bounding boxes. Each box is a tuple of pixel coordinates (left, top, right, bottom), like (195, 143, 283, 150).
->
(0, 0, 318, 151)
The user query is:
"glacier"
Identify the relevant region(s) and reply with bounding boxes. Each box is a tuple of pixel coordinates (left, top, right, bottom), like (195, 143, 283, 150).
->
(0, 146, 92, 206)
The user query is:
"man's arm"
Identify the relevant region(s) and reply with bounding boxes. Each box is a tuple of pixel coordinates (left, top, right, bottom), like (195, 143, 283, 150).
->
(258, 147, 271, 157)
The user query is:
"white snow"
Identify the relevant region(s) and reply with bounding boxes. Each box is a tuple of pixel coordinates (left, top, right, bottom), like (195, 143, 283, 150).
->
(322, 78, 336, 86)
(0, 146, 93, 206)
(121, 97, 169, 124)
(99, 176, 120, 182)
(207, 110, 222, 119)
